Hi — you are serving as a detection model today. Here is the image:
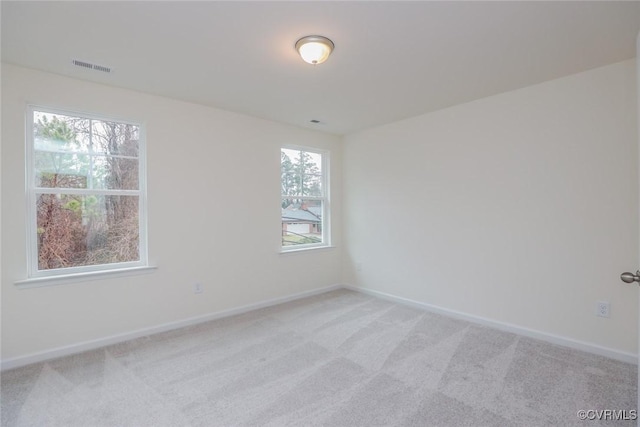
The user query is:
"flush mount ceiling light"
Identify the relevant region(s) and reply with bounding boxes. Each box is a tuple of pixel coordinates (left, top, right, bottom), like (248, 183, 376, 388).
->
(295, 35, 334, 65)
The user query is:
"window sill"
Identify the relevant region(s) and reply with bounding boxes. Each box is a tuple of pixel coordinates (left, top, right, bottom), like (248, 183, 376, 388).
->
(15, 266, 158, 289)
(279, 245, 335, 255)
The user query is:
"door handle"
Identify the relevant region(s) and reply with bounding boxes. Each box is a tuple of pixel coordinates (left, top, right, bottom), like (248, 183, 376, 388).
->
(620, 270, 640, 284)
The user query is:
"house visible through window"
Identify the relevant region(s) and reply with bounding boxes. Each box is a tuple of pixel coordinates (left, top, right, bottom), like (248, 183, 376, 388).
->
(27, 107, 147, 278)
(281, 147, 329, 249)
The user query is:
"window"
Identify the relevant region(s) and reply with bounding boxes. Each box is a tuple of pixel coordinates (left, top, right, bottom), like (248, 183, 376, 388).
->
(26, 106, 147, 279)
(281, 147, 329, 250)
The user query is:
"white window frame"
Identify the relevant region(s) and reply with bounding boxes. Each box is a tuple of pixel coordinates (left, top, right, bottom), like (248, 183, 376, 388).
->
(280, 145, 330, 252)
(24, 105, 149, 282)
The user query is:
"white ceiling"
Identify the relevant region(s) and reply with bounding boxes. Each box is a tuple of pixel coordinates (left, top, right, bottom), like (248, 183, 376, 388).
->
(2, 1, 639, 135)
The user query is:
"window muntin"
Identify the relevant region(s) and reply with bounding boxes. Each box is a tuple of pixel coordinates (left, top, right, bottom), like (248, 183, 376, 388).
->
(281, 147, 329, 249)
(27, 107, 147, 277)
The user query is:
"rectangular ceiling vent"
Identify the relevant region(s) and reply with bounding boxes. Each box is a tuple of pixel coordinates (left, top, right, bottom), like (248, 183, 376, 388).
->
(71, 59, 112, 74)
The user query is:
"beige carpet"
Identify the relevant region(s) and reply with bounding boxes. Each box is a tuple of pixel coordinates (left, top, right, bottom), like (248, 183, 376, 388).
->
(1, 289, 637, 426)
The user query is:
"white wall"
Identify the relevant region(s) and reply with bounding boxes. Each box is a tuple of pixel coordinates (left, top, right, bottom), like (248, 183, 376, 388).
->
(1, 64, 342, 362)
(3, 59, 638, 364)
(343, 60, 638, 355)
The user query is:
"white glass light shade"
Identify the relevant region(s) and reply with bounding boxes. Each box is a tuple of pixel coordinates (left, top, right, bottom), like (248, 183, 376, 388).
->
(295, 36, 334, 65)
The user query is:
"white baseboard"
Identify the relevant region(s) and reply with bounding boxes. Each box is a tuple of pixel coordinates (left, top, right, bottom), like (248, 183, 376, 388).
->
(1, 284, 342, 371)
(3, 283, 635, 370)
(343, 284, 637, 365)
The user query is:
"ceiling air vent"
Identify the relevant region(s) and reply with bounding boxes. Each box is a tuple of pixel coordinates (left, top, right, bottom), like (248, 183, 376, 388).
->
(71, 59, 112, 74)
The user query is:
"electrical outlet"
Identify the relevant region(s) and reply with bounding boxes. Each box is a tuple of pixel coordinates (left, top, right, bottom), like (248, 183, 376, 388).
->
(596, 301, 610, 318)
(194, 283, 203, 294)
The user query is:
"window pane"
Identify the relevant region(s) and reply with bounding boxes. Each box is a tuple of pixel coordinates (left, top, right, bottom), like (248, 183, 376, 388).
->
(35, 151, 90, 188)
(281, 148, 298, 165)
(92, 156, 139, 190)
(282, 199, 323, 246)
(33, 111, 90, 152)
(281, 149, 299, 196)
(305, 151, 322, 173)
(36, 194, 140, 270)
(280, 148, 323, 197)
(92, 120, 139, 157)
